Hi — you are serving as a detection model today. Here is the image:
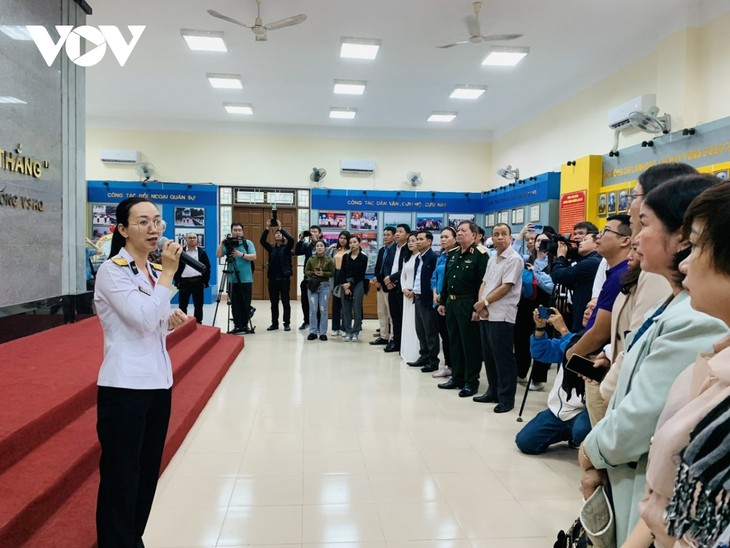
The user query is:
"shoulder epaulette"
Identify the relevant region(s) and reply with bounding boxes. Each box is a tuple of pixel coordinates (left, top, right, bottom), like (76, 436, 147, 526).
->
(151, 263, 163, 271)
(111, 257, 129, 267)
(475, 245, 487, 254)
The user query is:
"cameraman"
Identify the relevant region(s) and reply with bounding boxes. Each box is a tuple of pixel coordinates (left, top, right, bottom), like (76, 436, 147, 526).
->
(550, 221, 601, 332)
(216, 222, 256, 334)
(260, 220, 294, 331)
(294, 225, 322, 330)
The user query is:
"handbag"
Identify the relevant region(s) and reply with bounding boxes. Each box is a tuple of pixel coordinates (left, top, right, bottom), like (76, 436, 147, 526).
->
(579, 485, 616, 548)
(307, 276, 321, 292)
(554, 517, 590, 548)
(332, 284, 343, 298)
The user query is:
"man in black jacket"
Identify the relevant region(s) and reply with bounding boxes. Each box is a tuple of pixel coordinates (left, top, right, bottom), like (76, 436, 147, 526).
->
(173, 233, 211, 324)
(382, 223, 410, 353)
(260, 221, 295, 331)
(406, 231, 440, 372)
(369, 226, 395, 346)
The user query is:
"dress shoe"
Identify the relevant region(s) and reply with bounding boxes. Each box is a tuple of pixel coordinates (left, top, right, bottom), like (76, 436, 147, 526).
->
(241, 327, 253, 334)
(320, 334, 328, 341)
(472, 393, 497, 403)
(299, 322, 309, 330)
(458, 386, 478, 398)
(421, 365, 438, 373)
(494, 403, 514, 413)
(284, 325, 291, 331)
(369, 337, 388, 346)
(227, 327, 244, 334)
(307, 333, 317, 340)
(438, 380, 463, 390)
(407, 359, 428, 367)
(383, 342, 400, 353)
(266, 324, 279, 331)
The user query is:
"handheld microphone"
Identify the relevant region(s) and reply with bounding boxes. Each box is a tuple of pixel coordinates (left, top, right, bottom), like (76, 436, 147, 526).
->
(157, 237, 207, 275)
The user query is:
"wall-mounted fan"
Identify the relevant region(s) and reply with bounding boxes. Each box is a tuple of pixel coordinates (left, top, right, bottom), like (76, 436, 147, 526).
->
(310, 167, 327, 183)
(407, 171, 423, 187)
(438, 1, 522, 49)
(628, 110, 672, 134)
(208, 0, 306, 42)
(136, 162, 155, 182)
(497, 165, 519, 180)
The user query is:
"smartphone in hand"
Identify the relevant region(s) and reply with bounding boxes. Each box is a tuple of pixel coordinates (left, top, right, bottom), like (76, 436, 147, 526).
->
(565, 354, 608, 382)
(537, 305, 553, 319)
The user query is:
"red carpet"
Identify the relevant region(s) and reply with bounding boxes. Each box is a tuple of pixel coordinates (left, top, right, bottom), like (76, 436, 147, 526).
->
(0, 317, 244, 547)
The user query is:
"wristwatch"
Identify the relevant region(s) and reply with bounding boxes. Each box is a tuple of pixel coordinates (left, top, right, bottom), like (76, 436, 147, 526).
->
(483, 298, 490, 308)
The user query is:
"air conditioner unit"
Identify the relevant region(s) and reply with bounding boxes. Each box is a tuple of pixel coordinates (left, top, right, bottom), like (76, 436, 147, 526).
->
(608, 94, 657, 130)
(340, 159, 376, 174)
(99, 149, 140, 164)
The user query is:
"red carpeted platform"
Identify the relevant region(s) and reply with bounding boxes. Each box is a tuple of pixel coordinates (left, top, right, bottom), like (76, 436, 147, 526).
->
(0, 317, 244, 547)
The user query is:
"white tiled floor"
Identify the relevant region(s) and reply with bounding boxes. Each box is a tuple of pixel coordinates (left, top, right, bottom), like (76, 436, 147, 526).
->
(143, 301, 583, 547)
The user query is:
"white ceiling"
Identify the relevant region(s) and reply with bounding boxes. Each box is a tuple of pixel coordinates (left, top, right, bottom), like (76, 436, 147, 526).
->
(86, 0, 730, 142)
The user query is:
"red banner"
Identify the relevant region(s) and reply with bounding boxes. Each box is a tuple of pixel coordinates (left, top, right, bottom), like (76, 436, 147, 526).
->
(559, 191, 586, 234)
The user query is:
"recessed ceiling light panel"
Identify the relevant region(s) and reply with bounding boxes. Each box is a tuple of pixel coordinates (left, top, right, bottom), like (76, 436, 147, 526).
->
(0, 26, 32, 40)
(481, 46, 529, 67)
(427, 112, 457, 123)
(329, 108, 357, 120)
(340, 37, 381, 60)
(207, 73, 243, 89)
(450, 85, 487, 99)
(181, 29, 227, 52)
(224, 102, 253, 115)
(334, 79, 367, 95)
(0, 96, 27, 104)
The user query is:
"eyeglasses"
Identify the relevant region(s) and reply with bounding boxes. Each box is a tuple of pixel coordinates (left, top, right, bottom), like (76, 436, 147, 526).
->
(128, 219, 166, 230)
(599, 227, 628, 238)
(630, 191, 644, 199)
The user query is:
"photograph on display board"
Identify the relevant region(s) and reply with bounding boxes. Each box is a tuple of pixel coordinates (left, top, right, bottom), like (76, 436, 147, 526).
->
(92, 204, 116, 225)
(352, 231, 378, 274)
(318, 211, 346, 229)
(498, 210, 509, 225)
(607, 192, 617, 215)
(320, 231, 343, 247)
(511, 207, 525, 225)
(350, 211, 378, 231)
(529, 204, 540, 223)
(486, 213, 496, 227)
(448, 213, 475, 229)
(174, 206, 205, 227)
(383, 212, 412, 229)
(175, 228, 205, 247)
(92, 225, 113, 240)
(618, 189, 629, 212)
(416, 214, 443, 231)
(598, 193, 607, 217)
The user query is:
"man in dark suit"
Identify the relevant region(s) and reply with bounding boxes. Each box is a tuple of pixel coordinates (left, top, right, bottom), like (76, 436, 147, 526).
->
(369, 226, 396, 346)
(174, 233, 211, 324)
(406, 231, 440, 372)
(382, 223, 410, 353)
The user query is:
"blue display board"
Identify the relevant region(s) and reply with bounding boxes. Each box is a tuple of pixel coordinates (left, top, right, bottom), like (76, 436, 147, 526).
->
(87, 180, 218, 305)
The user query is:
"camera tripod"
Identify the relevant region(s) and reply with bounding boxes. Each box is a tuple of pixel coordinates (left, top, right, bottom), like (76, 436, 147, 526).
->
(212, 255, 255, 334)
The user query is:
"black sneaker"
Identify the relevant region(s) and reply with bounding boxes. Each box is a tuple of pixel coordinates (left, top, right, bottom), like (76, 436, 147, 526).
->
(320, 334, 328, 341)
(227, 327, 244, 334)
(266, 325, 279, 331)
(307, 333, 317, 340)
(284, 324, 291, 331)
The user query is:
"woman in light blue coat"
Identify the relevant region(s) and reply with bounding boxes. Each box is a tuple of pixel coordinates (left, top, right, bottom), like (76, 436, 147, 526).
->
(578, 173, 729, 546)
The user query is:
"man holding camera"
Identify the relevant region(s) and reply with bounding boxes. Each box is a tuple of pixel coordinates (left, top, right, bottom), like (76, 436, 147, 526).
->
(217, 222, 257, 334)
(549, 221, 601, 332)
(174, 233, 211, 324)
(260, 220, 294, 331)
(295, 225, 322, 330)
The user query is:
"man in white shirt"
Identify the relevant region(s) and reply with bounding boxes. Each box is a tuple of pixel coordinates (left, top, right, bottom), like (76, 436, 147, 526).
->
(473, 223, 524, 413)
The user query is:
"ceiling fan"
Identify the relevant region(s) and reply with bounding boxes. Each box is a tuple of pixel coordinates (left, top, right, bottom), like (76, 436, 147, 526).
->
(438, 1, 521, 49)
(208, 0, 307, 42)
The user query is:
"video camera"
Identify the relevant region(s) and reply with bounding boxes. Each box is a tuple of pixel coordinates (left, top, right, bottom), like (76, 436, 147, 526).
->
(539, 233, 582, 261)
(269, 204, 278, 227)
(223, 234, 245, 256)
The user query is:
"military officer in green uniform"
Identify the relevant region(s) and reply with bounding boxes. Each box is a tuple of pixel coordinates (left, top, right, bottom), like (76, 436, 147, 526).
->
(437, 221, 489, 397)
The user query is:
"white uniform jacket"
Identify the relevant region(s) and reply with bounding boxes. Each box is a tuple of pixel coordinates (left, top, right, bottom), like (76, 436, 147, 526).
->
(94, 247, 173, 389)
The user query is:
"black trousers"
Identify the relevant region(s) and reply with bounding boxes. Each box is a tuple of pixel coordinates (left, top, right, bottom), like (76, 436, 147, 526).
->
(230, 282, 252, 329)
(96, 386, 171, 548)
(331, 269, 343, 331)
(177, 276, 205, 323)
(514, 297, 550, 383)
(414, 296, 440, 366)
(387, 289, 403, 345)
(445, 299, 481, 389)
(268, 276, 291, 327)
(480, 321, 518, 407)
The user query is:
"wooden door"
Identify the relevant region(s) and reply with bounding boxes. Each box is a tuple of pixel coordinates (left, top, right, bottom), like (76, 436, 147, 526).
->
(233, 206, 297, 301)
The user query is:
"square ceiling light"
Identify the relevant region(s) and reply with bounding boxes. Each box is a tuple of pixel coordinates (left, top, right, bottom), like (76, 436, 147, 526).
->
(0, 26, 32, 40)
(0, 96, 27, 104)
(181, 29, 227, 52)
(334, 79, 367, 95)
(340, 38, 381, 60)
(450, 85, 487, 99)
(427, 112, 457, 123)
(207, 73, 243, 89)
(329, 108, 357, 120)
(224, 102, 253, 115)
(481, 46, 529, 67)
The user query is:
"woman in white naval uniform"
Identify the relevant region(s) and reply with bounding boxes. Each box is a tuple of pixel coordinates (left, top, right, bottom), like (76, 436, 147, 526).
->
(94, 197, 187, 548)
